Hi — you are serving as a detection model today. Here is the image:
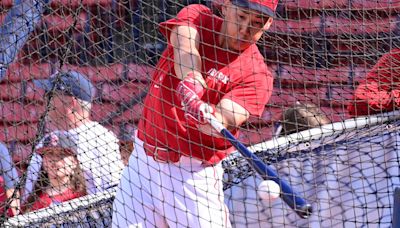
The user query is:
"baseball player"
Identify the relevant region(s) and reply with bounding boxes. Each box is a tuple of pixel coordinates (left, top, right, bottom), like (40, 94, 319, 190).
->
(348, 48, 400, 116)
(112, 1, 278, 227)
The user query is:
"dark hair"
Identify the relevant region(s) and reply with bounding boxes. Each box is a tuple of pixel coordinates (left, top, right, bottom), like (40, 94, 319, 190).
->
(279, 103, 331, 136)
(23, 150, 86, 212)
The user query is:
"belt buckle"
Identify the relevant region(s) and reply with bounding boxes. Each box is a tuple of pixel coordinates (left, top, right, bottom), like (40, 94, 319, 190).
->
(152, 149, 167, 163)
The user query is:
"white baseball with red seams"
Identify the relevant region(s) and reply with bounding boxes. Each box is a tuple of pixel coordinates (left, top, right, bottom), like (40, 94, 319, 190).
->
(257, 180, 281, 201)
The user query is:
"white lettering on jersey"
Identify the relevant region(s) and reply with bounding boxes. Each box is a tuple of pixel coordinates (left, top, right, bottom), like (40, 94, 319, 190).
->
(207, 68, 229, 84)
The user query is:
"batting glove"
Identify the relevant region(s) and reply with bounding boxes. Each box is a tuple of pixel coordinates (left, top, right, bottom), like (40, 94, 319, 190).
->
(176, 72, 214, 124)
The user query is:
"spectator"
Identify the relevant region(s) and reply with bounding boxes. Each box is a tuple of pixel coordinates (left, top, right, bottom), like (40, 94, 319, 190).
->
(23, 71, 124, 203)
(0, 143, 20, 216)
(275, 102, 331, 136)
(348, 48, 400, 116)
(23, 131, 86, 212)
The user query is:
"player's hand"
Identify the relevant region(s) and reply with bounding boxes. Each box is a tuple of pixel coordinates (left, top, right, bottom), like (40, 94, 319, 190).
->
(176, 72, 213, 124)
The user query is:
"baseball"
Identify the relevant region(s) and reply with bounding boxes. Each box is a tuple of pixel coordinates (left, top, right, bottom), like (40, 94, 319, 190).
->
(257, 180, 281, 201)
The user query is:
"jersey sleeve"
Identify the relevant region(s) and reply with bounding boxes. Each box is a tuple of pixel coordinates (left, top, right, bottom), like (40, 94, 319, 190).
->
(159, 4, 212, 42)
(223, 69, 273, 117)
(348, 49, 400, 116)
(0, 143, 19, 190)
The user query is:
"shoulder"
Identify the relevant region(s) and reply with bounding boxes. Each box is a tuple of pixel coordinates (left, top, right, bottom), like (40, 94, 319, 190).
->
(235, 46, 270, 80)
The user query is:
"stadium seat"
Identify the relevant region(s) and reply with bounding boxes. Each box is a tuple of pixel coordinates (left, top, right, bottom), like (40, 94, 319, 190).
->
(24, 81, 45, 102)
(323, 15, 399, 35)
(61, 63, 124, 82)
(247, 107, 283, 126)
(281, 0, 348, 10)
(326, 86, 354, 106)
(50, 0, 114, 8)
(351, 0, 400, 11)
(0, 82, 23, 101)
(320, 106, 351, 122)
(0, 102, 43, 123)
(125, 63, 155, 82)
(112, 104, 143, 124)
(5, 63, 53, 82)
(268, 87, 329, 106)
(0, 176, 7, 216)
(278, 65, 351, 85)
(238, 126, 274, 146)
(352, 66, 371, 84)
(99, 81, 146, 103)
(269, 17, 322, 34)
(0, 123, 38, 143)
(42, 12, 87, 34)
(90, 101, 119, 122)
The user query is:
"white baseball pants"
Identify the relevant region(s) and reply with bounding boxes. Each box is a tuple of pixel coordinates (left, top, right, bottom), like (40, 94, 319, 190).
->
(112, 136, 231, 228)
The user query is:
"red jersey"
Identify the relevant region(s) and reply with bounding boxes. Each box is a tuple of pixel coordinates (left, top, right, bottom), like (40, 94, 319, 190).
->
(28, 188, 85, 212)
(348, 48, 400, 116)
(137, 4, 273, 164)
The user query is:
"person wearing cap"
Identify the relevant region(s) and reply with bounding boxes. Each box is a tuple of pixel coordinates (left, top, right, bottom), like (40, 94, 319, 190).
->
(348, 48, 400, 116)
(0, 143, 20, 216)
(23, 71, 124, 203)
(112, 1, 277, 227)
(23, 131, 86, 212)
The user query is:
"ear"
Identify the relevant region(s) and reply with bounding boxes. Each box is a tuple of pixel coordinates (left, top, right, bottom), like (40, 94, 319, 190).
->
(263, 17, 274, 31)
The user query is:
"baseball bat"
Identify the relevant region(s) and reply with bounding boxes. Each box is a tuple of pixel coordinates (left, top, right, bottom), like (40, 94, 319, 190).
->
(206, 113, 313, 219)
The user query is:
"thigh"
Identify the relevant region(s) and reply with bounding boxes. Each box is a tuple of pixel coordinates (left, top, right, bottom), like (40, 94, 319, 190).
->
(163, 162, 231, 228)
(112, 146, 168, 228)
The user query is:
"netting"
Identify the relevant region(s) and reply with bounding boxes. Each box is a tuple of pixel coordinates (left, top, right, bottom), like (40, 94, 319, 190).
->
(5, 111, 400, 227)
(0, 0, 400, 227)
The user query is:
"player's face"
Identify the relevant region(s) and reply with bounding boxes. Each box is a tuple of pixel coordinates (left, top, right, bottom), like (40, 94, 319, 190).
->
(221, 3, 273, 51)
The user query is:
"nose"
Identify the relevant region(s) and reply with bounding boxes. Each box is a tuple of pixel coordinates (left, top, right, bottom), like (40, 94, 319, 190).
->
(239, 19, 250, 37)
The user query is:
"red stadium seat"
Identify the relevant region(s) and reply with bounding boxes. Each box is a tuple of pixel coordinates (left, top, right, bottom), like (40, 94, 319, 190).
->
(0, 102, 44, 123)
(268, 87, 329, 106)
(324, 15, 398, 35)
(246, 107, 283, 126)
(50, 0, 114, 8)
(126, 63, 155, 82)
(0, 0, 13, 9)
(0, 177, 7, 216)
(61, 63, 124, 82)
(351, 0, 400, 11)
(0, 82, 23, 101)
(24, 81, 45, 102)
(282, 0, 348, 10)
(238, 126, 274, 146)
(113, 104, 143, 123)
(0, 123, 38, 143)
(99, 81, 146, 103)
(6, 63, 52, 82)
(320, 107, 351, 122)
(269, 17, 322, 34)
(352, 66, 371, 84)
(326, 86, 354, 106)
(278, 65, 350, 85)
(42, 12, 87, 34)
(90, 102, 119, 122)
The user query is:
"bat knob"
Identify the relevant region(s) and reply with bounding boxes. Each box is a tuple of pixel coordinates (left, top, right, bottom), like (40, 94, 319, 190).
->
(296, 204, 313, 219)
